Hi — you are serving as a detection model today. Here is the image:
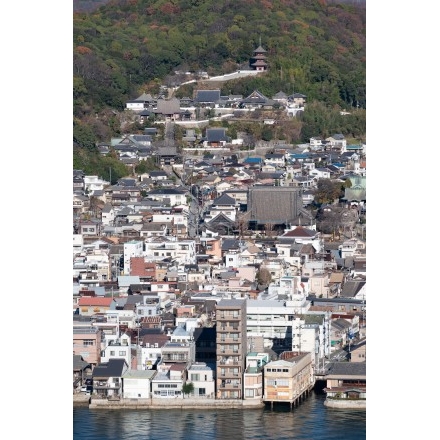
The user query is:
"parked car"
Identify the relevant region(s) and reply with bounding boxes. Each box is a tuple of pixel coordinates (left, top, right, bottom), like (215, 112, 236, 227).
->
(80, 385, 93, 394)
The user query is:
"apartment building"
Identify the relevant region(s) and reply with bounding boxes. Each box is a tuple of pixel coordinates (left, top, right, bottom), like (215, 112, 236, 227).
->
(215, 298, 247, 399)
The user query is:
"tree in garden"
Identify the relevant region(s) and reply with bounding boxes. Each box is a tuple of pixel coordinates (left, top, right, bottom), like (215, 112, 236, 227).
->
(313, 178, 344, 205)
(182, 382, 194, 398)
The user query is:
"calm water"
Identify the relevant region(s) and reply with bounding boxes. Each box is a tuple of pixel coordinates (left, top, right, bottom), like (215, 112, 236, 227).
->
(73, 391, 366, 440)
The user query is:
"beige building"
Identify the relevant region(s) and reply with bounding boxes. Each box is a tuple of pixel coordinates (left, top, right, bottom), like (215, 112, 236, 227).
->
(216, 298, 247, 399)
(263, 352, 314, 408)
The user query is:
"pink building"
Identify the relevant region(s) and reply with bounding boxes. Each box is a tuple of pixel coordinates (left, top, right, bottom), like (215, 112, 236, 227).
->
(73, 325, 102, 368)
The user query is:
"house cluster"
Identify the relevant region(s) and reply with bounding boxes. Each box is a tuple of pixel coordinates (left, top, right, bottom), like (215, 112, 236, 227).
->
(125, 88, 307, 122)
(74, 133, 366, 220)
(73, 132, 366, 404)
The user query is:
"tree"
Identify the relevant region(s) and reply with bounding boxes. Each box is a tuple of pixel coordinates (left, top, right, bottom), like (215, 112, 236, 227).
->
(182, 382, 194, 398)
(314, 178, 344, 205)
(256, 267, 272, 288)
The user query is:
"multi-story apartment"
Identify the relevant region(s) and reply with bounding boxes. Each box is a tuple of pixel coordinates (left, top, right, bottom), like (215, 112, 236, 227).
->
(263, 352, 315, 408)
(215, 298, 247, 399)
(73, 324, 102, 368)
(246, 299, 303, 352)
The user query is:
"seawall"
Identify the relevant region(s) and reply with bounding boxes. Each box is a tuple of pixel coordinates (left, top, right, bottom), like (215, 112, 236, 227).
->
(323, 399, 366, 409)
(84, 396, 265, 410)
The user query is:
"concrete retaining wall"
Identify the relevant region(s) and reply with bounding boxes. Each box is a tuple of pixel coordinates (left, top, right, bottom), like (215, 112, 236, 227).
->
(88, 397, 265, 410)
(324, 399, 366, 409)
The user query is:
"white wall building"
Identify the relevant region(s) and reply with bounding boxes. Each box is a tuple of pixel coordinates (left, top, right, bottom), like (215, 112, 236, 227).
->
(123, 240, 144, 274)
(100, 333, 132, 369)
(122, 370, 156, 399)
(187, 362, 215, 398)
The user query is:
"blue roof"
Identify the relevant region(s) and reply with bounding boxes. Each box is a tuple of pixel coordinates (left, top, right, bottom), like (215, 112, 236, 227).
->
(243, 157, 263, 163)
(291, 153, 310, 159)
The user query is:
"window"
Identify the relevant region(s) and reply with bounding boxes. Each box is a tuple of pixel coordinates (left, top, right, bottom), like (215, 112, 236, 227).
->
(198, 388, 206, 396)
(83, 340, 94, 346)
(191, 374, 200, 381)
(245, 389, 254, 397)
(110, 351, 115, 356)
(119, 351, 126, 356)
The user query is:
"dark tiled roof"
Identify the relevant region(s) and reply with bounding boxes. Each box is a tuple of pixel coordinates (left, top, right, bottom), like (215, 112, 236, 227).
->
(213, 193, 236, 205)
(206, 128, 229, 142)
(326, 361, 366, 378)
(340, 280, 366, 298)
(248, 186, 303, 224)
(195, 90, 221, 103)
(73, 355, 90, 371)
(92, 359, 127, 378)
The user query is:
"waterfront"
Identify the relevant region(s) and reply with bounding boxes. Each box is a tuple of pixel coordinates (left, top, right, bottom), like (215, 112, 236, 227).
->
(73, 391, 366, 440)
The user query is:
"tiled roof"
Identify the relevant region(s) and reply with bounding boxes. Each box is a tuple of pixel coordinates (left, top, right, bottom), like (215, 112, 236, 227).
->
(78, 297, 115, 306)
(195, 90, 221, 103)
(92, 359, 127, 378)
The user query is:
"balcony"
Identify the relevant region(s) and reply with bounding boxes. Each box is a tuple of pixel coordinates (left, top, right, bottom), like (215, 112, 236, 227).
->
(94, 382, 121, 390)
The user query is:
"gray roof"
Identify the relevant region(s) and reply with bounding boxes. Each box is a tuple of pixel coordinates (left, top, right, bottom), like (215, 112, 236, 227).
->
(156, 98, 180, 114)
(205, 128, 229, 142)
(326, 361, 366, 378)
(247, 186, 303, 224)
(195, 90, 221, 103)
(122, 370, 156, 380)
(213, 193, 236, 205)
(92, 359, 128, 378)
(340, 280, 366, 298)
(118, 275, 141, 287)
(73, 355, 90, 371)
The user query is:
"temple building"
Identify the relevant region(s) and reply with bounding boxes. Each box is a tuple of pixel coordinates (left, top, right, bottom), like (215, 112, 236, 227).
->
(249, 43, 268, 71)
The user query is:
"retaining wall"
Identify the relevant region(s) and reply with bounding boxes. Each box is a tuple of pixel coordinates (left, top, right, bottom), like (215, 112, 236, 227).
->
(88, 397, 265, 410)
(323, 399, 366, 409)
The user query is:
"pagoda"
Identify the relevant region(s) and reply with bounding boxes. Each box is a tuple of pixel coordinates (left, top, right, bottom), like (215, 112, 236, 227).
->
(249, 39, 268, 71)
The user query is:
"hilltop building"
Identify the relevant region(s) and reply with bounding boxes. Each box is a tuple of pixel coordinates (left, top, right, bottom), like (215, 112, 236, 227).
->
(249, 43, 268, 71)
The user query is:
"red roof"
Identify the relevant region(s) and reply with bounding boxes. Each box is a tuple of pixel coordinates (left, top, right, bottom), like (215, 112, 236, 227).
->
(78, 297, 115, 306)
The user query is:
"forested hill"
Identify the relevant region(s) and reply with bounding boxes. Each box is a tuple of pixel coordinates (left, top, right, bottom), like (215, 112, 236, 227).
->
(73, 0, 365, 138)
(73, 0, 366, 13)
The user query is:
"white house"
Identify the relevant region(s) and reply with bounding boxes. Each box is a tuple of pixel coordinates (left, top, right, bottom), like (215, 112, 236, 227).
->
(100, 333, 132, 369)
(152, 364, 186, 398)
(123, 240, 144, 274)
(73, 234, 83, 255)
(122, 370, 156, 398)
(101, 204, 115, 226)
(309, 168, 331, 179)
(309, 137, 323, 151)
(187, 362, 215, 398)
(84, 175, 109, 193)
